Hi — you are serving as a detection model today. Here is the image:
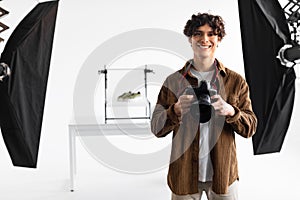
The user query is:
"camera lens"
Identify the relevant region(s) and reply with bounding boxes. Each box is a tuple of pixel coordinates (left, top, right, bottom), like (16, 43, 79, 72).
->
(185, 81, 215, 123)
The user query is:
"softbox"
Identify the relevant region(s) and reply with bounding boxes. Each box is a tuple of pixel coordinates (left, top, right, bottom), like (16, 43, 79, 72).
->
(238, 0, 296, 154)
(0, 1, 59, 167)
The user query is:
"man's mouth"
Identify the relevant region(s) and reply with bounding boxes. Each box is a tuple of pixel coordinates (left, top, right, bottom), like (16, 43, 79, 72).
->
(197, 44, 212, 49)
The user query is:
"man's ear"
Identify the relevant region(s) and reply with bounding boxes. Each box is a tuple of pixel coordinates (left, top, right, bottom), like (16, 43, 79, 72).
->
(217, 37, 222, 47)
(188, 37, 192, 44)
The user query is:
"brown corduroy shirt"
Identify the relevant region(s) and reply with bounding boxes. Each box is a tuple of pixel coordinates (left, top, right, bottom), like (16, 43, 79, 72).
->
(151, 59, 257, 195)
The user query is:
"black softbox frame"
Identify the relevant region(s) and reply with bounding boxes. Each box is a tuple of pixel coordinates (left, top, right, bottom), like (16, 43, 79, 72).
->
(0, 1, 59, 167)
(238, 0, 296, 154)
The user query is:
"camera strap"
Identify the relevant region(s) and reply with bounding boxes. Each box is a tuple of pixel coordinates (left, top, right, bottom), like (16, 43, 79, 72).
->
(176, 60, 193, 96)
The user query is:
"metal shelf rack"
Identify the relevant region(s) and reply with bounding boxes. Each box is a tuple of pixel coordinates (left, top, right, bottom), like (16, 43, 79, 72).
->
(98, 65, 154, 124)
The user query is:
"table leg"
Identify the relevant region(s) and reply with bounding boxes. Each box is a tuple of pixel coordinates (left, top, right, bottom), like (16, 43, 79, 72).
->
(69, 127, 76, 192)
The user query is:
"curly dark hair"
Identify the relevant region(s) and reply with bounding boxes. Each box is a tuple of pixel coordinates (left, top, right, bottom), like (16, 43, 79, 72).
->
(183, 13, 226, 40)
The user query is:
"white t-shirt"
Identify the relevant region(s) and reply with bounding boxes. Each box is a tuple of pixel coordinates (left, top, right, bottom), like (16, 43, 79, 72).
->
(190, 68, 214, 182)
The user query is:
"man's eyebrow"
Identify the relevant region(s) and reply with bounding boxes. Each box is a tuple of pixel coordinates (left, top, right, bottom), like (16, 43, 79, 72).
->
(193, 30, 214, 34)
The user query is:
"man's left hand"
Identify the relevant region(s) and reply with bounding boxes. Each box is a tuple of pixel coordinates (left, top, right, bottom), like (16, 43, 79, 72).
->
(211, 95, 235, 116)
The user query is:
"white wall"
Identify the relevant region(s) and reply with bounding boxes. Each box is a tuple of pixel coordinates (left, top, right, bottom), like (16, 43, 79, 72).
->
(0, 0, 299, 200)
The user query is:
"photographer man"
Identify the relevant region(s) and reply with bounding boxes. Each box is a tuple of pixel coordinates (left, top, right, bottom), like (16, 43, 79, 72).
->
(151, 13, 257, 200)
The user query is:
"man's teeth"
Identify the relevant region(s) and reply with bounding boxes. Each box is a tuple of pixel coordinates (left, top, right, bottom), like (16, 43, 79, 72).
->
(197, 44, 211, 49)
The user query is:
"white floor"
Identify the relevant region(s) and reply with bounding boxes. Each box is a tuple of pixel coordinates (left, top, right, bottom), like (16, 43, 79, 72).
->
(0, 88, 300, 200)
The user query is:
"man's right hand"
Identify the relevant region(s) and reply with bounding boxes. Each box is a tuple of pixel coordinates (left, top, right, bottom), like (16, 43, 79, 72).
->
(174, 95, 194, 122)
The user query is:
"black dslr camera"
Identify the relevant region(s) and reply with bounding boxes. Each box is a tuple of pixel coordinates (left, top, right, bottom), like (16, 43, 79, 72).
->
(185, 80, 217, 123)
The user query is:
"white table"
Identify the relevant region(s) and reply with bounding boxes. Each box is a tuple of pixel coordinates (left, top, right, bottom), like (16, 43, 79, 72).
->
(68, 123, 151, 191)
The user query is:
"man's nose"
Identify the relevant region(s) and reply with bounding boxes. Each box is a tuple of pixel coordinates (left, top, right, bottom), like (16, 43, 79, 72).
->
(201, 34, 209, 43)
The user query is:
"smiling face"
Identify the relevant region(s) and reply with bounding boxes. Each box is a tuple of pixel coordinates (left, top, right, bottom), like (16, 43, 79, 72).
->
(189, 24, 221, 61)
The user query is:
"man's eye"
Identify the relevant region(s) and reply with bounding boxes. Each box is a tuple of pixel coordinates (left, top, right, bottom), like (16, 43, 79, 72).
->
(193, 32, 202, 36)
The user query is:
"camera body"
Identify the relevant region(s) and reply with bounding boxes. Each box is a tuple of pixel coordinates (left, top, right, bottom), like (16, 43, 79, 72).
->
(185, 80, 217, 123)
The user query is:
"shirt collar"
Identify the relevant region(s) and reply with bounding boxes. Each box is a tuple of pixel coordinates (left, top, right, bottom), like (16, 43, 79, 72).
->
(183, 59, 227, 78)
(215, 59, 227, 77)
